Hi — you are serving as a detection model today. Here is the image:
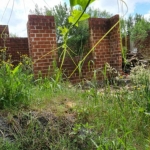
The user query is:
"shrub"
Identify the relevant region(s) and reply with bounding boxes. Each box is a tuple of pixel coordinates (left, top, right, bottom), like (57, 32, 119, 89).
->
(0, 61, 33, 108)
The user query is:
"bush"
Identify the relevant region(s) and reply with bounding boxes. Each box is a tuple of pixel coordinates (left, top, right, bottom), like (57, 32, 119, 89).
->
(0, 61, 33, 108)
(130, 65, 150, 85)
(130, 65, 150, 112)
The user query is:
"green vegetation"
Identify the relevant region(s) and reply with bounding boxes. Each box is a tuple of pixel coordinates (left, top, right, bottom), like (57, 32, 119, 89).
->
(121, 14, 150, 49)
(0, 49, 33, 109)
(0, 42, 150, 149)
(0, 0, 150, 149)
(0, 56, 150, 149)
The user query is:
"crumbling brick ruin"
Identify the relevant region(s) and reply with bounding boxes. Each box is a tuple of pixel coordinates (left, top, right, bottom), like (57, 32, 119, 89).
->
(0, 15, 122, 82)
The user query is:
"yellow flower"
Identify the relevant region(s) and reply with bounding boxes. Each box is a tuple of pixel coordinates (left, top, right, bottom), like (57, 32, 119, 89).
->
(19, 62, 22, 65)
(119, 76, 123, 79)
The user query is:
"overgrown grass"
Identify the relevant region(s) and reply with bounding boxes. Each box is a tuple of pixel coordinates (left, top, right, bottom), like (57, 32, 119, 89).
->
(0, 61, 33, 109)
(0, 57, 150, 150)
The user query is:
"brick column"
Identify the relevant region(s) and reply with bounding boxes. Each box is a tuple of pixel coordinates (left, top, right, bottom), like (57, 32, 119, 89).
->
(89, 15, 122, 78)
(109, 15, 122, 72)
(89, 18, 111, 79)
(27, 15, 57, 77)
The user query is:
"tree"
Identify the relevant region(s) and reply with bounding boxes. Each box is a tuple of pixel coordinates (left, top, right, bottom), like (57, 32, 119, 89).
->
(121, 14, 150, 49)
(130, 18, 150, 48)
(86, 8, 113, 18)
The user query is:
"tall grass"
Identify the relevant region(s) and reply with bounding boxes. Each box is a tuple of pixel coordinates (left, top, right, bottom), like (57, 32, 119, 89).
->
(0, 61, 33, 109)
(0, 49, 150, 150)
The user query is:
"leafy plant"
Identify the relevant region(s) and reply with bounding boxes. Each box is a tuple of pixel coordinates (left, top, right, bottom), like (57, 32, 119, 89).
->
(0, 138, 18, 150)
(34, 60, 64, 94)
(0, 61, 33, 108)
(130, 18, 150, 48)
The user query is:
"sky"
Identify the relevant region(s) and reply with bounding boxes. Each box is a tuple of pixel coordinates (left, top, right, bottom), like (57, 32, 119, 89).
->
(0, 0, 150, 37)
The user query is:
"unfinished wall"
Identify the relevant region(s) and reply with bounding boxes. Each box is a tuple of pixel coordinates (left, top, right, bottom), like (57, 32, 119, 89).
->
(0, 25, 29, 64)
(109, 15, 122, 72)
(1, 14, 122, 82)
(89, 17, 110, 77)
(89, 15, 122, 80)
(59, 15, 122, 82)
(27, 15, 57, 77)
(9, 38, 29, 64)
(57, 55, 94, 83)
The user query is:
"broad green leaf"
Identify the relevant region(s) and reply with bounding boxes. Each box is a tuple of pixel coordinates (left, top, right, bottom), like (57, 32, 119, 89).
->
(12, 65, 20, 75)
(68, 10, 90, 26)
(58, 26, 69, 36)
(77, 0, 96, 9)
(69, 0, 77, 7)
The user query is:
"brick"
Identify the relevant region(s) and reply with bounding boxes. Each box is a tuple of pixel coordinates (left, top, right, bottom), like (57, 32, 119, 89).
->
(36, 26, 43, 30)
(36, 34, 43, 37)
(30, 30, 39, 33)
(42, 33, 50, 37)
(33, 38, 41, 41)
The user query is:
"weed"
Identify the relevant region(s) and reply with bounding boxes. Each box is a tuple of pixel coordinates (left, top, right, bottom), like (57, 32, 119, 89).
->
(0, 61, 33, 109)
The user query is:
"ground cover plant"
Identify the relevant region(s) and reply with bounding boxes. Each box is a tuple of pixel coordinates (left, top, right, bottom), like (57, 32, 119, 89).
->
(0, 47, 150, 149)
(0, 61, 150, 149)
(0, 0, 150, 150)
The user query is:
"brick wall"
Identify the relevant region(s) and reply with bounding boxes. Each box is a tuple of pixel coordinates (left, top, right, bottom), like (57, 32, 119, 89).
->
(1, 14, 122, 82)
(0, 25, 29, 64)
(57, 54, 94, 83)
(27, 15, 57, 77)
(89, 17, 110, 80)
(57, 15, 122, 82)
(89, 15, 122, 80)
(109, 15, 122, 72)
(9, 38, 29, 64)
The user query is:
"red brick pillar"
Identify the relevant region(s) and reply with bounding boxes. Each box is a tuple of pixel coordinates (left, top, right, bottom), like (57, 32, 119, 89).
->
(109, 15, 122, 72)
(27, 15, 57, 77)
(89, 18, 111, 79)
(89, 15, 122, 78)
